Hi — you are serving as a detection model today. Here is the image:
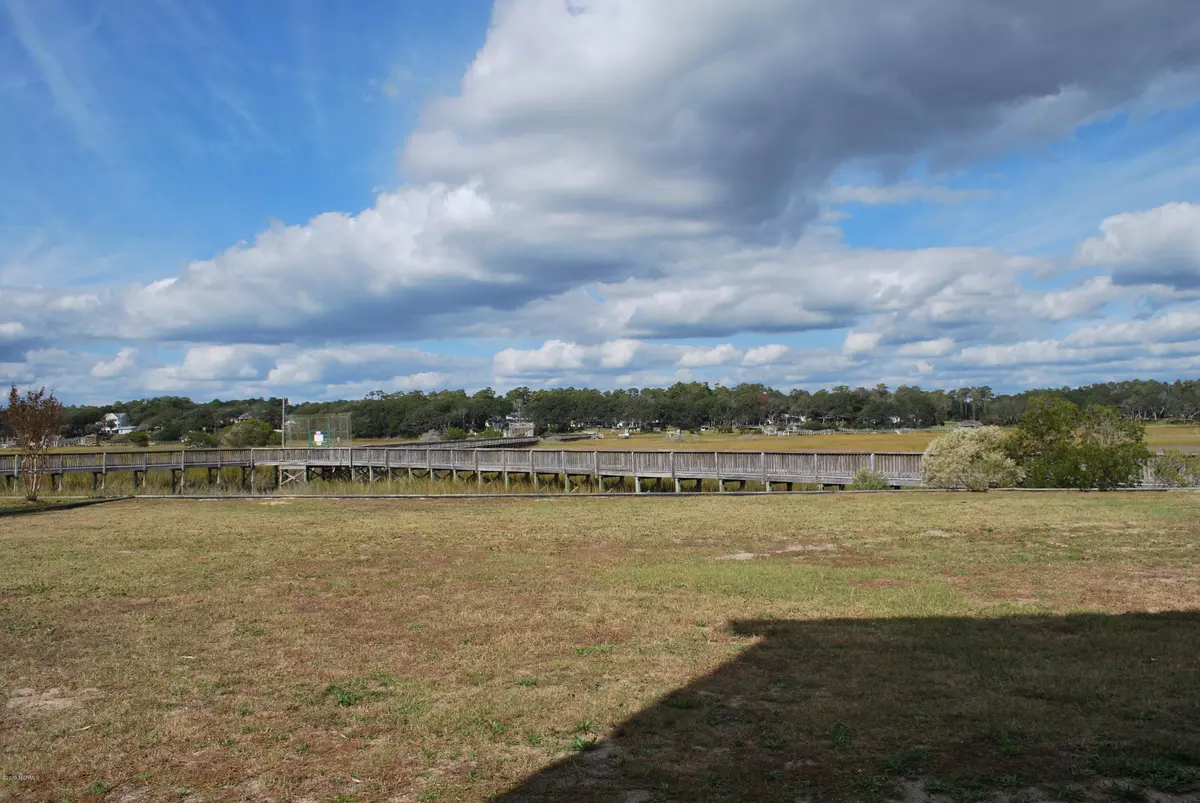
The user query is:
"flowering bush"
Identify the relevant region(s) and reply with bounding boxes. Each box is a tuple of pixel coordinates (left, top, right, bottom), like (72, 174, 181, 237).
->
(922, 426, 1022, 491)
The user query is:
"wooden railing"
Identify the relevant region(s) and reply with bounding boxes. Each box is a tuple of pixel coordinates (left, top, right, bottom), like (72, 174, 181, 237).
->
(0, 447, 1192, 489)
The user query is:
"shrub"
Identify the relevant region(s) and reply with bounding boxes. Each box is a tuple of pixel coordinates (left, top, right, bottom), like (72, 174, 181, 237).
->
(128, 431, 151, 447)
(443, 426, 468, 441)
(922, 426, 1022, 491)
(1008, 397, 1148, 490)
(479, 428, 504, 439)
(220, 418, 275, 448)
(1150, 449, 1200, 487)
(848, 469, 889, 490)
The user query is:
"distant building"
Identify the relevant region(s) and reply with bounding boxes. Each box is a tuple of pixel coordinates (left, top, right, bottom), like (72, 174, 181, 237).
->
(100, 412, 136, 436)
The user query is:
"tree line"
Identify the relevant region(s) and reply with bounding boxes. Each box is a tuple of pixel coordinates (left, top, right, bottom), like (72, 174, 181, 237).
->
(1, 378, 1198, 442)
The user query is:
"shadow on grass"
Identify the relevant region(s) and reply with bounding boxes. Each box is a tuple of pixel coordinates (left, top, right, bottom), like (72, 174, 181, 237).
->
(491, 613, 1200, 802)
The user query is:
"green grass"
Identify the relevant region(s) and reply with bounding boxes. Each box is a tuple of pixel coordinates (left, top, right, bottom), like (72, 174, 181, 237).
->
(0, 493, 1197, 802)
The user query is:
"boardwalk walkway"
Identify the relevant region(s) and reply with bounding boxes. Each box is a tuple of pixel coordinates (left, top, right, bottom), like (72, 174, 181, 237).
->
(1, 447, 924, 492)
(0, 446, 1183, 492)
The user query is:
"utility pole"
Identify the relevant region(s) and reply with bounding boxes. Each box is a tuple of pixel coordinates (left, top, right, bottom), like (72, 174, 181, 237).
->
(281, 398, 287, 447)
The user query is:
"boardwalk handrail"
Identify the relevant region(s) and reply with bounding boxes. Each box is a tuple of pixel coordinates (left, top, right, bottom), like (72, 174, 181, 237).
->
(1, 447, 1193, 489)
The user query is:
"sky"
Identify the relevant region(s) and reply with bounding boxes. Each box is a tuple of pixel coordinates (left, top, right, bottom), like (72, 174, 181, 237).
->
(3, 0, 1200, 404)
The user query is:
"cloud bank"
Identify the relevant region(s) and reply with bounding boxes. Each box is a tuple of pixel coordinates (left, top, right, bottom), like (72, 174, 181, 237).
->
(3, 0, 1200, 401)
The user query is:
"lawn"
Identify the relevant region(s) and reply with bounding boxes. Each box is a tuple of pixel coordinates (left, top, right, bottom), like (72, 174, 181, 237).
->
(1, 494, 1198, 802)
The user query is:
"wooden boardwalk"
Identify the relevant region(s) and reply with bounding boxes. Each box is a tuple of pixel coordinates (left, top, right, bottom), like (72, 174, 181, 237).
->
(1, 447, 924, 492)
(0, 446, 1184, 492)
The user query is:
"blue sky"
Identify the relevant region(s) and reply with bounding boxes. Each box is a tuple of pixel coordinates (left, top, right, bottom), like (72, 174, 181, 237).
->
(3, 0, 1200, 403)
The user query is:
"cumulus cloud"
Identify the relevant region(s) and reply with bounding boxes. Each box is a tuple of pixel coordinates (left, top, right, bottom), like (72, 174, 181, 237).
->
(89, 347, 137, 378)
(743, 344, 790, 366)
(677, 343, 740, 368)
(494, 340, 585, 376)
(1076, 202, 1200, 288)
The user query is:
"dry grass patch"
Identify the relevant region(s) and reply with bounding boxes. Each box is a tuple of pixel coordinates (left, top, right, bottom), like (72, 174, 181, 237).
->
(0, 493, 1197, 802)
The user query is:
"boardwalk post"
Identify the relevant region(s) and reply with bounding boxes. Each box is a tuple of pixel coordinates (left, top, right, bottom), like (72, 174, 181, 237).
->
(593, 450, 599, 488)
(101, 451, 107, 492)
(179, 450, 186, 494)
(216, 450, 223, 489)
(502, 450, 509, 489)
(761, 452, 770, 492)
(561, 450, 569, 492)
(475, 449, 482, 487)
(250, 449, 256, 494)
(671, 452, 680, 493)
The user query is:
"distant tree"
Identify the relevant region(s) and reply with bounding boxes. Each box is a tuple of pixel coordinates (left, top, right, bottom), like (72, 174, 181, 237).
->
(443, 426, 468, 441)
(219, 418, 274, 448)
(127, 431, 151, 448)
(184, 430, 219, 448)
(922, 426, 1022, 492)
(6, 385, 64, 501)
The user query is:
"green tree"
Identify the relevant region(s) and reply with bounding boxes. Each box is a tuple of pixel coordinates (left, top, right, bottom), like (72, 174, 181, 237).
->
(220, 418, 275, 448)
(1009, 396, 1148, 490)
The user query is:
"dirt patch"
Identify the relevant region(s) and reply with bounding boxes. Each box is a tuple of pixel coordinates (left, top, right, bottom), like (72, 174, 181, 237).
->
(717, 543, 838, 560)
(6, 686, 101, 718)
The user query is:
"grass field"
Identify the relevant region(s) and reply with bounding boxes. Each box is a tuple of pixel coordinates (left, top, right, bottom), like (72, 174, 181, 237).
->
(8, 421, 1197, 458)
(564, 422, 1200, 453)
(559, 430, 943, 452)
(2, 494, 1198, 802)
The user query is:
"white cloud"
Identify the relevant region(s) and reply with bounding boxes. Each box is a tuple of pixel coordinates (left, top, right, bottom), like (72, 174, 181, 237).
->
(895, 339, 956, 357)
(742, 344, 789, 366)
(843, 331, 881, 354)
(89, 347, 137, 378)
(1076, 202, 1200, 288)
(494, 340, 585, 376)
(677, 343, 740, 368)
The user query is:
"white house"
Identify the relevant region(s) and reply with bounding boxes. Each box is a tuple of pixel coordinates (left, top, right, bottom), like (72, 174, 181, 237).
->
(101, 412, 136, 436)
